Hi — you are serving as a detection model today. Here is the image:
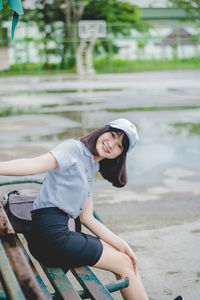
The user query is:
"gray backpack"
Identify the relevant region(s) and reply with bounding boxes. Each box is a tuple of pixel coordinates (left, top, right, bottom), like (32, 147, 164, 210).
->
(2, 189, 81, 234)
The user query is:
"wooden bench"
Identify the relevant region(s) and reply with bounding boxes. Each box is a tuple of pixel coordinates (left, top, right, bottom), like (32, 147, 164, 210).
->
(0, 180, 129, 300)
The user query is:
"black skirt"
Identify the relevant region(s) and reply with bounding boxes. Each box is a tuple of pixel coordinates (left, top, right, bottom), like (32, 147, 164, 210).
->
(27, 207, 103, 272)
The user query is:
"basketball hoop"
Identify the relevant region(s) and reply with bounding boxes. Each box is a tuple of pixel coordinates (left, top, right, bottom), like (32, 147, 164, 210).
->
(78, 20, 106, 39)
(76, 20, 107, 75)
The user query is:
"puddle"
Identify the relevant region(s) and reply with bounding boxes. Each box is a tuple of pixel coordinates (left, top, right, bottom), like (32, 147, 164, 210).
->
(1, 71, 200, 201)
(148, 167, 200, 196)
(0, 115, 80, 144)
(15, 88, 123, 95)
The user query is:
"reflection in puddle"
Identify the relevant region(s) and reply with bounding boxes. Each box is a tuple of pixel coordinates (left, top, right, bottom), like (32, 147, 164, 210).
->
(107, 106, 200, 113)
(173, 122, 200, 136)
(0, 106, 40, 118)
(96, 167, 200, 204)
(16, 88, 123, 95)
(0, 115, 80, 143)
(148, 167, 200, 197)
(42, 101, 102, 107)
(0, 103, 98, 118)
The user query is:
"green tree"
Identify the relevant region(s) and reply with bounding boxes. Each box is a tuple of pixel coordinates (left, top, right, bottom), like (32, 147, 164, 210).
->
(83, 0, 148, 35)
(0, 0, 11, 47)
(82, 0, 149, 56)
(60, 0, 149, 67)
(60, 0, 89, 68)
(22, 0, 89, 68)
(22, 0, 149, 69)
(168, 0, 200, 18)
(22, 0, 64, 67)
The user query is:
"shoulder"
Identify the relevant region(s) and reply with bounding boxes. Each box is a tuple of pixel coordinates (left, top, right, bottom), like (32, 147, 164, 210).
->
(57, 138, 81, 157)
(54, 138, 79, 152)
(67, 139, 82, 154)
(50, 139, 81, 171)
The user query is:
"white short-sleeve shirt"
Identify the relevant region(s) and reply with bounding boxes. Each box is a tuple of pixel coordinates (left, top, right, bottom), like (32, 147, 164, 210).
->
(33, 139, 99, 218)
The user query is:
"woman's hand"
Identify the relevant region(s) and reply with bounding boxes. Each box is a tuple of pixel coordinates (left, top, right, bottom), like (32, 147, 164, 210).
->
(123, 242, 138, 275)
(80, 195, 138, 275)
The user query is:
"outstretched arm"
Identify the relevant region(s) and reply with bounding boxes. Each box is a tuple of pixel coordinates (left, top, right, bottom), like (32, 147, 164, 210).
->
(80, 195, 137, 274)
(0, 153, 58, 176)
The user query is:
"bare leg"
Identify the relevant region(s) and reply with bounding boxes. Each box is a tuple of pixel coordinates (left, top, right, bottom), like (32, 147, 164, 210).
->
(93, 240, 149, 300)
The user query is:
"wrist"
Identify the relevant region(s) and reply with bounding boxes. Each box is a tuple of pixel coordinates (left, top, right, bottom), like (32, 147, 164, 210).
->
(117, 239, 127, 253)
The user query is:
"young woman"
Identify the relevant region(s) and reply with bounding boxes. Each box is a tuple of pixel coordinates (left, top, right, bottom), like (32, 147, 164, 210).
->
(0, 118, 149, 300)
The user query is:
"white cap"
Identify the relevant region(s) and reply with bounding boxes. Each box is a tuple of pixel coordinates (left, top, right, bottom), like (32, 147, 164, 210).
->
(107, 118, 138, 152)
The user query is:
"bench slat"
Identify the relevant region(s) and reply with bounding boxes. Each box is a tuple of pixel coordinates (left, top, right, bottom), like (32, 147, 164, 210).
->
(72, 266, 114, 300)
(0, 205, 52, 300)
(17, 236, 51, 296)
(42, 266, 81, 300)
(0, 291, 6, 300)
(0, 205, 15, 235)
(3, 237, 52, 300)
(22, 233, 81, 299)
(0, 240, 26, 300)
(78, 277, 129, 299)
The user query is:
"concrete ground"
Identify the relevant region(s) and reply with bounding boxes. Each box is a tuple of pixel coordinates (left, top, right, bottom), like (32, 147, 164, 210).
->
(0, 70, 200, 299)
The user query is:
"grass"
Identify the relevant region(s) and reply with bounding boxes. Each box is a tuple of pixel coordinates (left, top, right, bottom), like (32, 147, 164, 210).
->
(106, 105, 200, 113)
(173, 122, 200, 135)
(1, 104, 200, 118)
(1, 57, 200, 76)
(94, 57, 200, 73)
(0, 106, 39, 118)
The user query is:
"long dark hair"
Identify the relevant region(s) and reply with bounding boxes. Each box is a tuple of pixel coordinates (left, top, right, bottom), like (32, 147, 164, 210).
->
(80, 126, 129, 188)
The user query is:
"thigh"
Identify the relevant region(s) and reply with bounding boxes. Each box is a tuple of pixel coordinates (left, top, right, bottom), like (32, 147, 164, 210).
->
(29, 222, 103, 269)
(59, 231, 103, 267)
(93, 240, 132, 276)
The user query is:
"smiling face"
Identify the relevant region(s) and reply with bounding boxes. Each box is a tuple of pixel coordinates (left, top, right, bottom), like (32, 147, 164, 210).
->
(94, 130, 125, 162)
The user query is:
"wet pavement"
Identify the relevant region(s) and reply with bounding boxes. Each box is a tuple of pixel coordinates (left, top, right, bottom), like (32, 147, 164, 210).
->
(0, 70, 200, 299)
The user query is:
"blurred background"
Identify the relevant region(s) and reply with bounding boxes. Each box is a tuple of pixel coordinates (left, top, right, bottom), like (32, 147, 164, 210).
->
(0, 1, 200, 299)
(0, 0, 200, 74)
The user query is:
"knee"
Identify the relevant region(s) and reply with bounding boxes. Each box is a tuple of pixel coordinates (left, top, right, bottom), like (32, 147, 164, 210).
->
(117, 252, 135, 277)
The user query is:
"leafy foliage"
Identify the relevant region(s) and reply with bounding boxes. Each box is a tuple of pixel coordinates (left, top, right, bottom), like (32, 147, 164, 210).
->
(0, 0, 11, 46)
(83, 0, 149, 36)
(168, 0, 200, 18)
(1, 0, 150, 68)
(0, 0, 11, 22)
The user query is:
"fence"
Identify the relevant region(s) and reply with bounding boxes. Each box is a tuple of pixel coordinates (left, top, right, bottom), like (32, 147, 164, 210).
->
(0, 21, 200, 74)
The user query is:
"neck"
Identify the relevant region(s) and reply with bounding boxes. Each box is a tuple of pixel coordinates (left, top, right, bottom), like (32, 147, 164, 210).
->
(93, 155, 104, 163)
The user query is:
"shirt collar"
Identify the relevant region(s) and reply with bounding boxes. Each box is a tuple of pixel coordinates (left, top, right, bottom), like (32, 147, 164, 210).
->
(80, 141, 100, 171)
